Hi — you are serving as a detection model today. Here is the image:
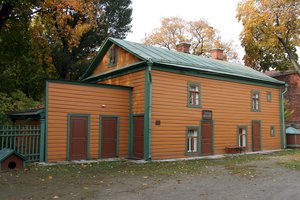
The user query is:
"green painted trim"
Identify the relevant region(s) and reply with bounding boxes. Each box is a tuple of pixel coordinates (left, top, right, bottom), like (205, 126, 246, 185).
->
(144, 62, 152, 160)
(46, 79, 132, 91)
(212, 120, 215, 155)
(83, 61, 146, 82)
(108, 45, 118, 68)
(128, 90, 133, 158)
(67, 113, 90, 161)
(287, 144, 300, 148)
(45, 81, 48, 162)
(133, 113, 145, 116)
(270, 125, 276, 137)
(185, 126, 201, 156)
(187, 81, 202, 108)
(152, 67, 282, 89)
(80, 38, 112, 79)
(280, 86, 287, 148)
(280, 91, 283, 148)
(267, 91, 272, 102)
(82, 37, 145, 79)
(99, 115, 120, 158)
(39, 119, 46, 162)
(236, 125, 248, 149)
(200, 120, 214, 155)
(250, 90, 261, 112)
(251, 120, 262, 151)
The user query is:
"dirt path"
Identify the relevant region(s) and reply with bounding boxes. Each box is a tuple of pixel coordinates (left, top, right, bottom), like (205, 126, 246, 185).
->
(96, 159, 300, 200)
(1, 151, 300, 200)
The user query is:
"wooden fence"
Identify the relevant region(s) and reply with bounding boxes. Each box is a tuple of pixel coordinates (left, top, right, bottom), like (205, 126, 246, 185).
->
(0, 121, 45, 162)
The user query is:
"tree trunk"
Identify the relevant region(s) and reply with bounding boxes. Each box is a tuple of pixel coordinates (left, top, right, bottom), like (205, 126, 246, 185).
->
(0, 3, 14, 29)
(278, 37, 300, 74)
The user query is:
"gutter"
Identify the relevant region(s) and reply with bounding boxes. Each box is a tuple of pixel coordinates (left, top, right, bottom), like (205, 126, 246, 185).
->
(281, 84, 288, 148)
(144, 61, 153, 160)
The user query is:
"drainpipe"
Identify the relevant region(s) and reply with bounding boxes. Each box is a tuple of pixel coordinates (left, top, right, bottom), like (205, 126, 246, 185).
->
(281, 84, 288, 148)
(144, 61, 152, 160)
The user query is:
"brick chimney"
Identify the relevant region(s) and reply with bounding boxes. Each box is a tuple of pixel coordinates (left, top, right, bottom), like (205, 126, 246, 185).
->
(210, 48, 224, 60)
(176, 42, 191, 54)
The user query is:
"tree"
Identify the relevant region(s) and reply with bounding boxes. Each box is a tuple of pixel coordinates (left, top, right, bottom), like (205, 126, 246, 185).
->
(144, 17, 238, 61)
(38, 0, 132, 80)
(0, 1, 49, 100)
(0, 0, 43, 30)
(237, 0, 300, 72)
(0, 90, 41, 123)
(284, 99, 294, 120)
(0, 0, 132, 115)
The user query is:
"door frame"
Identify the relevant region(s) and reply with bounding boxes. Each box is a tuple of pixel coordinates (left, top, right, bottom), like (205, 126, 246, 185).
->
(200, 120, 214, 155)
(67, 113, 90, 161)
(99, 115, 120, 159)
(251, 120, 262, 151)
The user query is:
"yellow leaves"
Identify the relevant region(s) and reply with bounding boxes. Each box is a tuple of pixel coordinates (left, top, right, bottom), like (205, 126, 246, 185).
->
(40, 0, 97, 52)
(144, 17, 238, 61)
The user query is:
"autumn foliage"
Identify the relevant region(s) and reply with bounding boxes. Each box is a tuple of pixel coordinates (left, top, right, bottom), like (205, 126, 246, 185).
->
(144, 17, 238, 61)
(237, 0, 300, 72)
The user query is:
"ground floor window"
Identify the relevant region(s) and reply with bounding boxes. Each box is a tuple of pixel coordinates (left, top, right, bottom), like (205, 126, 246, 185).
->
(186, 127, 199, 153)
(237, 126, 247, 147)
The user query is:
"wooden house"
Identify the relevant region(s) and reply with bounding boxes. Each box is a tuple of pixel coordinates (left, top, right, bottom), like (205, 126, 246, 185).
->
(45, 38, 287, 162)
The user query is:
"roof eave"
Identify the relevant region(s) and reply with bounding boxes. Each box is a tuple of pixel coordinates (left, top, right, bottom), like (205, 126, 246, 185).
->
(153, 62, 285, 87)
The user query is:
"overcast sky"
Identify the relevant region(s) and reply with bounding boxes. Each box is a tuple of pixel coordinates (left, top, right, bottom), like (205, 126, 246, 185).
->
(126, 0, 245, 61)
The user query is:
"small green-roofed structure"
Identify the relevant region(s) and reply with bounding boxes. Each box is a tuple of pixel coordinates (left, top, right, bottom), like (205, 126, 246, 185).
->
(0, 148, 26, 170)
(286, 127, 300, 134)
(286, 127, 300, 148)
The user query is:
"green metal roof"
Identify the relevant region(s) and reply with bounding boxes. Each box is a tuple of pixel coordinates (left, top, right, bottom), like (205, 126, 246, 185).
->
(0, 148, 25, 162)
(286, 127, 300, 134)
(82, 37, 285, 86)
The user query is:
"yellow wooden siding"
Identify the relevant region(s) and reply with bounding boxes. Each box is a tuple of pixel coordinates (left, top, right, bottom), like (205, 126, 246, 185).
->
(101, 70, 145, 114)
(151, 70, 281, 160)
(92, 46, 141, 75)
(47, 82, 130, 162)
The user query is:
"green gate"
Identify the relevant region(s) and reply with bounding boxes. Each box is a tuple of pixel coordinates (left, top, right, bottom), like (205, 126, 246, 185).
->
(0, 120, 45, 162)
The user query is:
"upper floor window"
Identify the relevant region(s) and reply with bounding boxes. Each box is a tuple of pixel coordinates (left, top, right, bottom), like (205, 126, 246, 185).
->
(251, 90, 260, 112)
(267, 92, 272, 102)
(108, 45, 117, 67)
(188, 81, 201, 108)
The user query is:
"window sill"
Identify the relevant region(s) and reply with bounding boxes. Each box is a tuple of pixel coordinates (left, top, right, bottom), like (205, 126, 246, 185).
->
(185, 152, 199, 156)
(108, 63, 117, 68)
(187, 104, 202, 108)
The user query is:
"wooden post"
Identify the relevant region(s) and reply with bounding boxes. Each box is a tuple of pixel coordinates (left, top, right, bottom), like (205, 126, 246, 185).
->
(39, 119, 45, 162)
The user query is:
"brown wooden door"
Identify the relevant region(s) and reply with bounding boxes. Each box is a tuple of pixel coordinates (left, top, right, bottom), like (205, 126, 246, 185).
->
(252, 121, 261, 151)
(70, 116, 88, 160)
(201, 121, 213, 156)
(133, 116, 144, 159)
(101, 117, 118, 158)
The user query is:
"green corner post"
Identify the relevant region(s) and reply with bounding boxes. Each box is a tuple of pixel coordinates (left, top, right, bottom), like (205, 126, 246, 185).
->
(144, 61, 152, 160)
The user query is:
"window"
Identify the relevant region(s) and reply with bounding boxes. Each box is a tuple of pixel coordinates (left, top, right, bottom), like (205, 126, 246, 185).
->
(237, 126, 247, 147)
(186, 127, 199, 154)
(188, 81, 201, 108)
(108, 45, 117, 67)
(270, 126, 276, 137)
(267, 92, 272, 102)
(251, 90, 260, 112)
